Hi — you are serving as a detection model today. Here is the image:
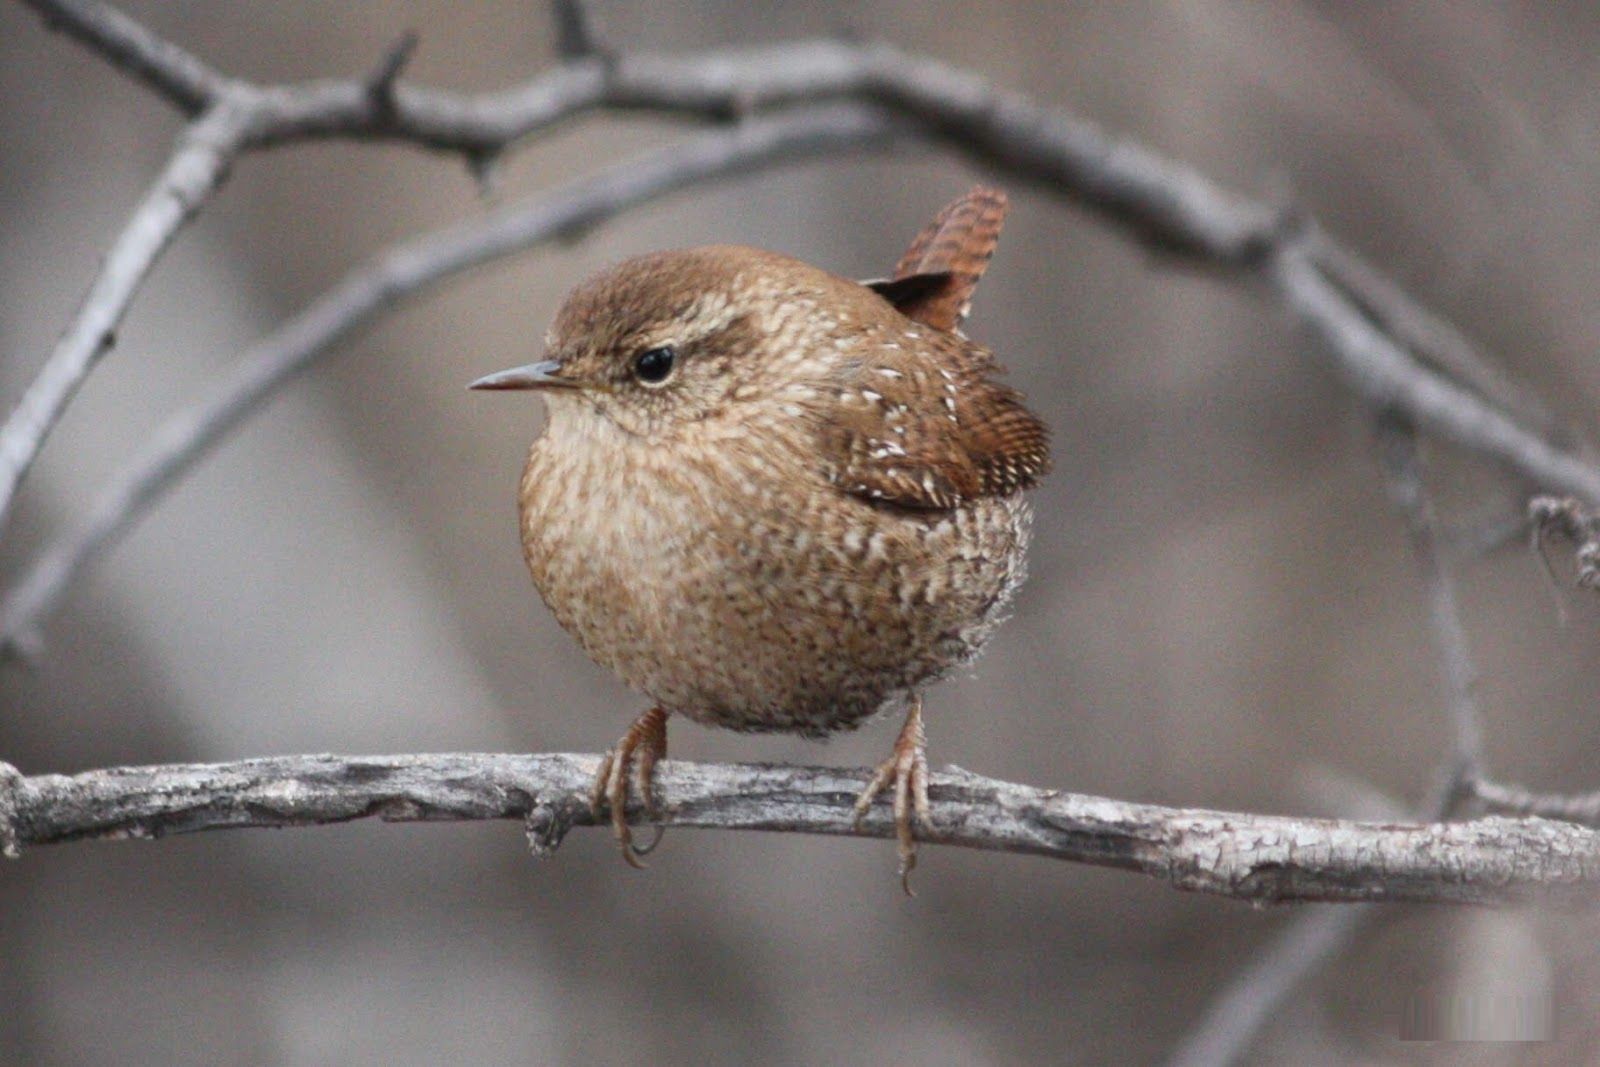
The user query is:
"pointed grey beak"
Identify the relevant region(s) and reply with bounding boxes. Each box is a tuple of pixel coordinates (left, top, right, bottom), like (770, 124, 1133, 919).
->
(467, 359, 576, 391)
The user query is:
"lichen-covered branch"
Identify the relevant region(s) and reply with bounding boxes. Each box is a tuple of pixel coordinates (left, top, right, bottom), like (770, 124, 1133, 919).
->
(3, 754, 1599, 906)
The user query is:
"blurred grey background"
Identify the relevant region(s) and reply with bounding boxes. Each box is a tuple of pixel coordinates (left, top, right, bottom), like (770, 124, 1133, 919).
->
(3, 2, 1600, 1064)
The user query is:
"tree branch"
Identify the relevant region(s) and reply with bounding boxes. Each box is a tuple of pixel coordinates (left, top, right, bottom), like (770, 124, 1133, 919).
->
(0, 105, 900, 654)
(1164, 904, 1373, 1067)
(18, 0, 227, 113)
(9, 0, 1600, 556)
(1270, 247, 1600, 503)
(1377, 416, 1487, 806)
(3, 754, 1599, 906)
(1471, 779, 1600, 826)
(0, 98, 251, 536)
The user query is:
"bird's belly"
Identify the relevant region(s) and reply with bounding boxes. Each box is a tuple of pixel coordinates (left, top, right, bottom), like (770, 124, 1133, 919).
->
(522, 443, 1030, 737)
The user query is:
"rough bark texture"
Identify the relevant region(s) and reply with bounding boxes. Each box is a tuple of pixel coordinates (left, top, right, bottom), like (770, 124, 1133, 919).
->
(5, 754, 1598, 906)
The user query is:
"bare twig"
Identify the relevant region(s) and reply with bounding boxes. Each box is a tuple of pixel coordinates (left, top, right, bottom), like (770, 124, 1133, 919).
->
(1312, 232, 1567, 445)
(4, 754, 1599, 905)
(365, 29, 420, 118)
(18, 0, 227, 112)
(1164, 905, 1372, 1067)
(1271, 248, 1600, 504)
(551, 0, 606, 62)
(1470, 779, 1600, 827)
(10, 0, 1600, 559)
(1377, 416, 1486, 804)
(0, 99, 251, 536)
(0, 105, 899, 654)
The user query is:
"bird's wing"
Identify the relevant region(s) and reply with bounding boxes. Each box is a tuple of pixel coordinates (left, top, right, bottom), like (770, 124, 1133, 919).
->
(816, 331, 1049, 510)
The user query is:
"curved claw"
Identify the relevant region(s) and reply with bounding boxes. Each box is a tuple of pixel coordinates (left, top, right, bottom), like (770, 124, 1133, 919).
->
(589, 707, 670, 867)
(852, 694, 931, 895)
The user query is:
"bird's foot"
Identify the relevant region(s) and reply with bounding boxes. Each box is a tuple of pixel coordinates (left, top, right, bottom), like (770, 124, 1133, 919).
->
(853, 694, 930, 895)
(589, 706, 669, 868)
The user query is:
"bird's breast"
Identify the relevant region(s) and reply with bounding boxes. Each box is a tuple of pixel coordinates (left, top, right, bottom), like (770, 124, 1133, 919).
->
(515, 402, 1030, 735)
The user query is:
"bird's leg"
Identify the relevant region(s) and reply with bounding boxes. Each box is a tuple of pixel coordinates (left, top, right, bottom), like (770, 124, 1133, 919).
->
(853, 693, 931, 894)
(589, 706, 669, 868)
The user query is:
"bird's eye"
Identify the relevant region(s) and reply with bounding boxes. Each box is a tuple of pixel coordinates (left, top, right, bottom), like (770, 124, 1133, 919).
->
(632, 345, 676, 385)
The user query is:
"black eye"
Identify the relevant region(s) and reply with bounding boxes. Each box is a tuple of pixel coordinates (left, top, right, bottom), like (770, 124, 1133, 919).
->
(633, 345, 676, 385)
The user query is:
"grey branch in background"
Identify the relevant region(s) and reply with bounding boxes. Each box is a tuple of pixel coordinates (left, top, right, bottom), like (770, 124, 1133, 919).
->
(5, 754, 1600, 907)
(0, 102, 247, 537)
(1164, 905, 1373, 1067)
(1165, 420, 1492, 1067)
(1471, 779, 1600, 826)
(4, 0, 1600, 1025)
(1378, 417, 1487, 808)
(0, 104, 900, 652)
(7, 0, 1600, 563)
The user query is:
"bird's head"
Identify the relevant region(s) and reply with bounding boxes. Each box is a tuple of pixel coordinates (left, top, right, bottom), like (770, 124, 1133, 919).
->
(470, 245, 868, 439)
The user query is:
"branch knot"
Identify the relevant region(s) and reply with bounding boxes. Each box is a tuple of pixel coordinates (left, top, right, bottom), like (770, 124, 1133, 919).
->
(551, 0, 612, 65)
(366, 30, 420, 120)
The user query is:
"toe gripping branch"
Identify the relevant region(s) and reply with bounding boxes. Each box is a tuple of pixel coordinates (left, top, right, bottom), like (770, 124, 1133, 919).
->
(853, 694, 931, 895)
(590, 706, 670, 867)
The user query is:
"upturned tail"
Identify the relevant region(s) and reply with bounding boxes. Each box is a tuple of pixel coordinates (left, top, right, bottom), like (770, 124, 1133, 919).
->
(888, 186, 1009, 332)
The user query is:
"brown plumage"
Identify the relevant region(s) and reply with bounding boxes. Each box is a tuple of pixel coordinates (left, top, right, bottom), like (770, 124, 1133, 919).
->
(470, 189, 1049, 888)
(880, 185, 1009, 331)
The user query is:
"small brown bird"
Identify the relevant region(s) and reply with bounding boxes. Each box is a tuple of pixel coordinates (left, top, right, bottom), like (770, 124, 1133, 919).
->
(471, 188, 1048, 886)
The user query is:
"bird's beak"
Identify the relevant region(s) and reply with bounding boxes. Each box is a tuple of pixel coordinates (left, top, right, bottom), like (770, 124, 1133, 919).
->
(467, 359, 577, 391)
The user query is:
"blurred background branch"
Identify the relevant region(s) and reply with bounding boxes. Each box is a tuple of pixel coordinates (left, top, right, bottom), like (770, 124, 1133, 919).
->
(5, 0, 1599, 599)
(1169, 415, 1497, 1066)
(7, 1, 1600, 1063)
(0, 105, 901, 656)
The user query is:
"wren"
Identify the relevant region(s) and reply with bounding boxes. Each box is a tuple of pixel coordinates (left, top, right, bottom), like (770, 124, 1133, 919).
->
(471, 188, 1049, 887)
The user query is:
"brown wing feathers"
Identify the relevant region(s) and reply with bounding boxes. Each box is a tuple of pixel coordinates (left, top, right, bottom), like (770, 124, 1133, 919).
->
(826, 188, 1049, 510)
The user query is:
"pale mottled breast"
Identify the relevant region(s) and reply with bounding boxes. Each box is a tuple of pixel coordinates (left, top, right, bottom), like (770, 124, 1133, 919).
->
(519, 397, 1031, 736)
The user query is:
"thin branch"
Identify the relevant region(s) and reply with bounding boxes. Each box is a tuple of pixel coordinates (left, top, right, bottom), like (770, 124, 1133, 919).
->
(1271, 248, 1600, 502)
(1164, 905, 1372, 1067)
(551, 0, 606, 62)
(0, 98, 251, 537)
(1471, 780, 1600, 825)
(364, 29, 420, 119)
(1312, 232, 1567, 446)
(18, 0, 227, 113)
(0, 105, 900, 655)
(11, 0, 1600, 555)
(4, 754, 1600, 906)
(1377, 415, 1486, 803)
